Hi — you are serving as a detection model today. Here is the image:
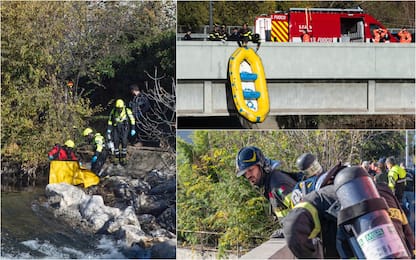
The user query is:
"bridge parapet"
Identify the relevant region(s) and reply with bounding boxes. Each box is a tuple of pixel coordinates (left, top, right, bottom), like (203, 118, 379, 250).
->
(177, 42, 415, 80)
(239, 238, 295, 259)
(177, 42, 415, 120)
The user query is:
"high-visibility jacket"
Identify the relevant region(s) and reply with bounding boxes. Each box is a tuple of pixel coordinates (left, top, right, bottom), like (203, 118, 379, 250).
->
(107, 107, 135, 128)
(387, 165, 407, 202)
(93, 133, 105, 153)
(388, 165, 407, 191)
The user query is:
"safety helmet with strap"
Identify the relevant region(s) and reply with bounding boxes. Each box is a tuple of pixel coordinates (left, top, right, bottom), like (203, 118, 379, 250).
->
(236, 146, 266, 177)
(64, 139, 75, 148)
(296, 153, 323, 177)
(115, 99, 125, 108)
(83, 128, 93, 137)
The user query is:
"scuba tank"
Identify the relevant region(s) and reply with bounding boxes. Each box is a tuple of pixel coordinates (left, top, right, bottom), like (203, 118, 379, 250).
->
(334, 166, 410, 259)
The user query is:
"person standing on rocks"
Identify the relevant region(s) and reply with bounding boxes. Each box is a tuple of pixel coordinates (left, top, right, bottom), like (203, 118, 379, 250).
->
(83, 127, 107, 176)
(107, 99, 135, 166)
(128, 84, 150, 146)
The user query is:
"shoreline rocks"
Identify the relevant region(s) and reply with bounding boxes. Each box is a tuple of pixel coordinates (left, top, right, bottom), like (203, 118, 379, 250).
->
(43, 147, 176, 258)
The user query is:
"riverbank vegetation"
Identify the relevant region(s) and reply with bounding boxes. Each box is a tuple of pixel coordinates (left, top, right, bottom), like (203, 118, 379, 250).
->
(1, 1, 175, 175)
(177, 130, 413, 257)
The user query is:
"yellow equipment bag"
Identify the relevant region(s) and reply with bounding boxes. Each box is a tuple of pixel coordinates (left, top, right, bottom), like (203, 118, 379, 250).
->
(49, 160, 100, 188)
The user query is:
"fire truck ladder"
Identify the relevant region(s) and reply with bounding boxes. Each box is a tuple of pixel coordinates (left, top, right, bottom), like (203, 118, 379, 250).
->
(289, 7, 364, 13)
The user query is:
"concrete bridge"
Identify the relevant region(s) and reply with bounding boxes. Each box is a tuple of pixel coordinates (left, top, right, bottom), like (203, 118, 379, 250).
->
(177, 41, 415, 128)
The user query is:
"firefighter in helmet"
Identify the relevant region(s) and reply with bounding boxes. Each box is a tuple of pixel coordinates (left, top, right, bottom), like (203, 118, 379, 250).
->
(291, 153, 327, 205)
(282, 165, 415, 258)
(83, 127, 107, 175)
(238, 23, 253, 47)
(236, 146, 298, 237)
(208, 24, 221, 41)
(107, 99, 135, 166)
(48, 139, 78, 161)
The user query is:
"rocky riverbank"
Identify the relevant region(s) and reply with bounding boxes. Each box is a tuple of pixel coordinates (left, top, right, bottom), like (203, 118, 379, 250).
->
(2, 146, 176, 258)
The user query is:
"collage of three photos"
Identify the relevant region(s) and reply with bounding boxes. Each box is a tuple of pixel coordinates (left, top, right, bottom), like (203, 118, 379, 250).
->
(1, 1, 415, 259)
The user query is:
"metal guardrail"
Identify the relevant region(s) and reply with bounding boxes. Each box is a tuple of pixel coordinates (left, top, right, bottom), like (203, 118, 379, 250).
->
(177, 26, 415, 42)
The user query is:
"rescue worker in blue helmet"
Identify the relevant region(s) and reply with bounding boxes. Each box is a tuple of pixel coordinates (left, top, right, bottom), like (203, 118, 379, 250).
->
(83, 127, 107, 176)
(107, 99, 135, 166)
(236, 146, 300, 237)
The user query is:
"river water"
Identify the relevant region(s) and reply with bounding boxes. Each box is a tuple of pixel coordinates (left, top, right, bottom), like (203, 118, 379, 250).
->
(1, 187, 150, 258)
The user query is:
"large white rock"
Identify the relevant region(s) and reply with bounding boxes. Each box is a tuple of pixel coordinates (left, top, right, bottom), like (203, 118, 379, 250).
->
(107, 206, 140, 233)
(79, 195, 121, 232)
(45, 183, 87, 209)
(116, 225, 151, 247)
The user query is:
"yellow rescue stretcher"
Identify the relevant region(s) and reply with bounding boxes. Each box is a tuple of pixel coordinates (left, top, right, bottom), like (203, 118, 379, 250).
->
(49, 160, 100, 188)
(228, 47, 269, 123)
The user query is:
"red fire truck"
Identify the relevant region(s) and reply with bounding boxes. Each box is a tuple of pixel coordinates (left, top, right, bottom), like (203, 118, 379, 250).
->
(255, 7, 398, 43)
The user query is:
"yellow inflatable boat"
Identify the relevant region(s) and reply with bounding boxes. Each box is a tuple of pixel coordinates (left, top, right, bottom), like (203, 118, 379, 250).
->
(228, 47, 269, 123)
(49, 160, 100, 188)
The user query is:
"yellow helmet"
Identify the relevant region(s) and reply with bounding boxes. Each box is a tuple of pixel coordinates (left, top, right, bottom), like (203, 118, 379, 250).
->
(83, 128, 93, 137)
(64, 140, 75, 148)
(115, 99, 125, 108)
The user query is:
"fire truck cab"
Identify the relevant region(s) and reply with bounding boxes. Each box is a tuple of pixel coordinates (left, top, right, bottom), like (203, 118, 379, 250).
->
(255, 7, 398, 43)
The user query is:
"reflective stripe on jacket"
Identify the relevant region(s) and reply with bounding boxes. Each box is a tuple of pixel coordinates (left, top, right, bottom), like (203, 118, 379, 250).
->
(388, 165, 407, 190)
(264, 169, 297, 220)
(94, 133, 105, 153)
(107, 107, 135, 127)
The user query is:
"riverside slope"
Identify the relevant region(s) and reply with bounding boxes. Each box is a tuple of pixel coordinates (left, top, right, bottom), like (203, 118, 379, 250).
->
(44, 146, 176, 258)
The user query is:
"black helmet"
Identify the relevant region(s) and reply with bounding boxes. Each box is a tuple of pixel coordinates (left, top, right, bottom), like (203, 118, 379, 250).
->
(236, 146, 265, 177)
(296, 153, 323, 177)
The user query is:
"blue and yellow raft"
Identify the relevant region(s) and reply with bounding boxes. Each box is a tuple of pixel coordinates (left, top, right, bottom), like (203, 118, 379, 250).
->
(228, 47, 269, 123)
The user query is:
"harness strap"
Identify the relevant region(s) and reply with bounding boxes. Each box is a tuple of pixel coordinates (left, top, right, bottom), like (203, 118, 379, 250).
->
(338, 197, 388, 225)
(294, 201, 321, 239)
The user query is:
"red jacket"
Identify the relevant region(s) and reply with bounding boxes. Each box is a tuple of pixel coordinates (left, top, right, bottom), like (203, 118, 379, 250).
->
(48, 145, 78, 161)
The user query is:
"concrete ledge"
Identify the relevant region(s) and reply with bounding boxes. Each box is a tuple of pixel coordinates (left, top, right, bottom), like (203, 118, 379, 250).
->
(177, 80, 415, 116)
(177, 42, 415, 80)
(240, 239, 295, 259)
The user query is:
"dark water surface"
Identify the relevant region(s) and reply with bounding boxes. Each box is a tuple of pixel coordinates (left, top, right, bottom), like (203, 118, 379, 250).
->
(1, 187, 147, 258)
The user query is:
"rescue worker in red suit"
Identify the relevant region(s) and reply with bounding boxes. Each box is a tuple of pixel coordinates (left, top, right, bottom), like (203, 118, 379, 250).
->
(48, 140, 78, 161)
(236, 146, 300, 238)
(398, 27, 412, 43)
(282, 165, 415, 258)
(106, 99, 135, 166)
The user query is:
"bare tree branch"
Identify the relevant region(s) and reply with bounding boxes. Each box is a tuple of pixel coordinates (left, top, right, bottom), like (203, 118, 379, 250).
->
(140, 68, 176, 156)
